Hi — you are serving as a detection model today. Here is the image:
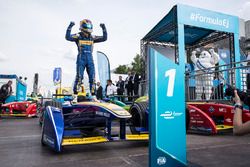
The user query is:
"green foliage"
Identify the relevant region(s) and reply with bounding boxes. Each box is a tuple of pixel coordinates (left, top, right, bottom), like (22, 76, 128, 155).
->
(114, 65, 129, 74)
(131, 54, 144, 75)
(114, 53, 144, 75)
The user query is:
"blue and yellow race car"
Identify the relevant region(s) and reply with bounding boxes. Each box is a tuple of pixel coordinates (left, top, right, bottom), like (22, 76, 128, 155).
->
(41, 96, 149, 152)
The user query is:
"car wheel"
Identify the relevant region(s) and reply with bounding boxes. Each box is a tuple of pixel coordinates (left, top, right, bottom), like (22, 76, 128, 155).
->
(129, 102, 148, 134)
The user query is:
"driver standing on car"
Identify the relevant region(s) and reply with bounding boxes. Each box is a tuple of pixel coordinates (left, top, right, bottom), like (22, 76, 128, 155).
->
(66, 19, 107, 95)
(0, 80, 13, 104)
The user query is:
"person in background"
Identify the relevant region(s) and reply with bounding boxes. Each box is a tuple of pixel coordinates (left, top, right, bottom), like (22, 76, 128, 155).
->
(125, 71, 133, 101)
(132, 71, 140, 97)
(116, 76, 125, 101)
(233, 90, 250, 135)
(211, 73, 224, 100)
(246, 52, 250, 90)
(106, 80, 117, 97)
(0, 80, 13, 104)
(96, 82, 103, 100)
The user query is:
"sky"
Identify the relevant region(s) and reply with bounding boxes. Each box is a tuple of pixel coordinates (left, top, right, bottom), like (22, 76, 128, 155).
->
(0, 0, 250, 94)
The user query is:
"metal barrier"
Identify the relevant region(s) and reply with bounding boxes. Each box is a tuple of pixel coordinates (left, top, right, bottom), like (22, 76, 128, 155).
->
(185, 60, 250, 102)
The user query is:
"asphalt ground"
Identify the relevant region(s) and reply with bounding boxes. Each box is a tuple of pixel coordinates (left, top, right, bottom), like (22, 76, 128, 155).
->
(0, 118, 250, 167)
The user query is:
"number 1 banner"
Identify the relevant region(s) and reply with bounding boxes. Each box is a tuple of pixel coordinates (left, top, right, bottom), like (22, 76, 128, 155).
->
(149, 47, 187, 167)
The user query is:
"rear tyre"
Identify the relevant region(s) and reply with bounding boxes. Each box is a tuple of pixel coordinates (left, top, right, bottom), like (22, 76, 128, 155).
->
(129, 102, 148, 134)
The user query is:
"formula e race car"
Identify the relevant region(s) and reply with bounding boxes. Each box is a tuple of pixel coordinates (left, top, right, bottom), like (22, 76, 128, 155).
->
(41, 96, 149, 152)
(187, 102, 250, 134)
(0, 100, 37, 118)
(127, 96, 250, 135)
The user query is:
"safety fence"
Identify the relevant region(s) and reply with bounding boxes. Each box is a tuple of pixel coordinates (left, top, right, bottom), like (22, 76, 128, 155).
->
(185, 60, 250, 102)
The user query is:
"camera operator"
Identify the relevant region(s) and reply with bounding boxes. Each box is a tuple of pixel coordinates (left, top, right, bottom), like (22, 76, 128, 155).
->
(233, 90, 250, 135)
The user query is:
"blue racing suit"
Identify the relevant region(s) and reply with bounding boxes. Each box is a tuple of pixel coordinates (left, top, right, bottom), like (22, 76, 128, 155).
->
(66, 23, 107, 94)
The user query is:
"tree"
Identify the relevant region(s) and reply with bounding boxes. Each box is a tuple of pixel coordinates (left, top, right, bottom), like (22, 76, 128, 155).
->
(131, 54, 144, 76)
(113, 54, 144, 75)
(114, 65, 129, 74)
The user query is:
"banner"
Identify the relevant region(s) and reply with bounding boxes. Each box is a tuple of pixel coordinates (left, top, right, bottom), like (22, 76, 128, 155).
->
(53, 67, 62, 85)
(96, 51, 110, 93)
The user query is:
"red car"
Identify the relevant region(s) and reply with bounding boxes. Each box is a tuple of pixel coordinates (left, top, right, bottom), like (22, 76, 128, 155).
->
(0, 101, 37, 117)
(187, 102, 250, 134)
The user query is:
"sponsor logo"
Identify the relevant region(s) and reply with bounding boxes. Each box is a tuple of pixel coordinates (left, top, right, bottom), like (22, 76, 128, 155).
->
(44, 134, 55, 146)
(225, 118, 232, 123)
(219, 108, 226, 113)
(157, 157, 166, 166)
(190, 13, 229, 29)
(197, 120, 204, 124)
(160, 111, 182, 120)
(95, 111, 110, 118)
(208, 106, 215, 113)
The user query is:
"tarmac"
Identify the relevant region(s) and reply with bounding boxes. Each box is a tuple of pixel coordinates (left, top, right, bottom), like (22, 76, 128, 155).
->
(0, 118, 250, 167)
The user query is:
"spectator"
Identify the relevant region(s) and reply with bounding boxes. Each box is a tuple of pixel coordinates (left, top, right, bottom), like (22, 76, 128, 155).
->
(185, 63, 196, 100)
(211, 73, 224, 100)
(132, 71, 140, 97)
(116, 76, 125, 101)
(106, 80, 117, 97)
(96, 82, 103, 100)
(125, 72, 133, 101)
(233, 90, 250, 135)
(246, 53, 250, 90)
(0, 80, 13, 104)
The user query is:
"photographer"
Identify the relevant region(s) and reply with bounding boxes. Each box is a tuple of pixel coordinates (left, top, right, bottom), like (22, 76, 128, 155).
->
(0, 80, 13, 104)
(233, 90, 250, 135)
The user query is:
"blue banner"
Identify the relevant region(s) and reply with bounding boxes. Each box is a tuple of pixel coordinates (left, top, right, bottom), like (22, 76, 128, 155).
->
(53, 67, 62, 85)
(149, 46, 186, 167)
(177, 4, 239, 33)
(96, 51, 110, 93)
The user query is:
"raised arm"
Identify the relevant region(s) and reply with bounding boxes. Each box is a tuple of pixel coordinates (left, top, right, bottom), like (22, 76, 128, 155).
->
(190, 50, 198, 64)
(209, 48, 220, 65)
(93, 23, 107, 43)
(65, 22, 78, 42)
(233, 90, 250, 135)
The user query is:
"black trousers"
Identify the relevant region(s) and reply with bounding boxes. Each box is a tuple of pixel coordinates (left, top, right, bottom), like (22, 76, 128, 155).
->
(117, 89, 124, 102)
(247, 73, 250, 90)
(133, 83, 139, 96)
(127, 88, 133, 101)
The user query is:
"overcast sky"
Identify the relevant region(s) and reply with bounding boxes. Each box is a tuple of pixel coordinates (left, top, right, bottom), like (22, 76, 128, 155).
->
(0, 0, 250, 93)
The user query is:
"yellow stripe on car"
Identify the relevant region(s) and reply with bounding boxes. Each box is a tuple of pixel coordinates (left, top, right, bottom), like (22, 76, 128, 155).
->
(62, 136, 108, 146)
(126, 134, 149, 140)
(216, 125, 233, 130)
(0, 114, 27, 117)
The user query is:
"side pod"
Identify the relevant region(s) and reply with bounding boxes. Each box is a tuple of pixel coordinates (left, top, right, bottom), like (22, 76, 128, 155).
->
(41, 106, 64, 152)
(187, 104, 217, 135)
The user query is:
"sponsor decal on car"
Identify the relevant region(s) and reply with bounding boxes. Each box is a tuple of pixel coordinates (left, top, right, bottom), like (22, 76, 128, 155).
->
(225, 118, 232, 123)
(95, 111, 110, 118)
(44, 134, 55, 147)
(126, 134, 149, 140)
(62, 136, 108, 146)
(219, 108, 226, 113)
(208, 106, 215, 113)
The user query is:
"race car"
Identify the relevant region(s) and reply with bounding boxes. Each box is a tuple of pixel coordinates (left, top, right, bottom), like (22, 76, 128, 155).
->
(187, 102, 250, 134)
(127, 96, 250, 135)
(41, 96, 149, 152)
(0, 100, 37, 117)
